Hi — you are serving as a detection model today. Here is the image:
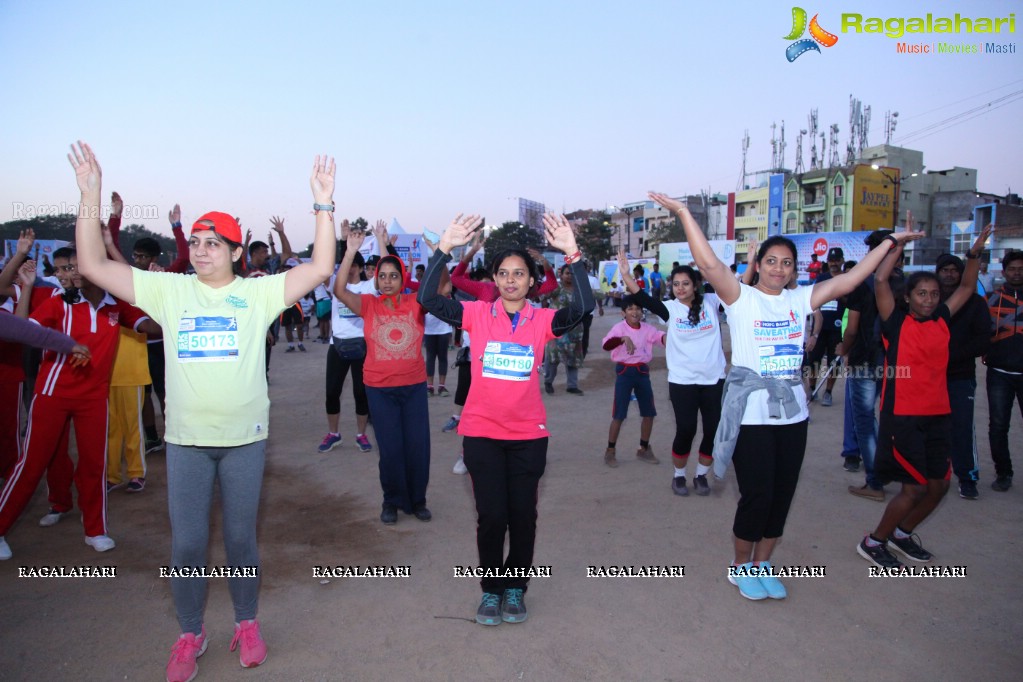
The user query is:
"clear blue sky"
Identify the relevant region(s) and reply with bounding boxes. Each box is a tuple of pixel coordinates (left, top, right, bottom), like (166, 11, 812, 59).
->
(1, 0, 1019, 247)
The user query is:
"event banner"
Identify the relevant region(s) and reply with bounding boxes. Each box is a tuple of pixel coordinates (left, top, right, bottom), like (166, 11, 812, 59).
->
(656, 240, 736, 274)
(788, 232, 869, 284)
(597, 257, 657, 293)
(3, 239, 70, 276)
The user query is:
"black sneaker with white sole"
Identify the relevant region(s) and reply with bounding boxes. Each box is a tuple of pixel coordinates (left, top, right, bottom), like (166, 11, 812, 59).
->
(857, 537, 903, 569)
(887, 533, 933, 562)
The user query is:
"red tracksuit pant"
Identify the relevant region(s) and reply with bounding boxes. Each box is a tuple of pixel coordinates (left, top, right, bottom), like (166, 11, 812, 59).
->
(0, 394, 108, 537)
(0, 381, 73, 503)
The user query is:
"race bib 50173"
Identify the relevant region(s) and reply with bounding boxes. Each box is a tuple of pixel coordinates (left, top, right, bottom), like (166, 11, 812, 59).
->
(177, 316, 240, 363)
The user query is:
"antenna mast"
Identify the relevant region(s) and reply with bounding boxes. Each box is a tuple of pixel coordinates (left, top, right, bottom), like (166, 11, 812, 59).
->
(737, 129, 750, 190)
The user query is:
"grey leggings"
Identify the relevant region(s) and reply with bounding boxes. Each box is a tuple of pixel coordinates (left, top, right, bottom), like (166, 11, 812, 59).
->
(166, 441, 265, 634)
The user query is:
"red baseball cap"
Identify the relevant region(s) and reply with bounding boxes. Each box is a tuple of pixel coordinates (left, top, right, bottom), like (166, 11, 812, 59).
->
(192, 211, 242, 244)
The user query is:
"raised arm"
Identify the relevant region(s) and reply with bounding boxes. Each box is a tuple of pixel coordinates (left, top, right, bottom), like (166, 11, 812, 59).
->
(812, 230, 922, 311)
(283, 157, 338, 306)
(542, 214, 595, 334)
(0, 229, 35, 296)
(167, 204, 190, 273)
(741, 237, 759, 285)
(946, 224, 992, 317)
(13, 261, 36, 318)
(69, 142, 136, 303)
(271, 216, 297, 261)
(617, 246, 667, 321)
(333, 231, 366, 315)
(873, 242, 901, 322)
(101, 217, 130, 265)
(417, 249, 464, 327)
(649, 192, 740, 305)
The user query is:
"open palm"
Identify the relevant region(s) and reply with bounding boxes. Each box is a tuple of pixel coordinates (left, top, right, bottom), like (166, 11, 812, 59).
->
(310, 155, 335, 203)
(68, 141, 101, 194)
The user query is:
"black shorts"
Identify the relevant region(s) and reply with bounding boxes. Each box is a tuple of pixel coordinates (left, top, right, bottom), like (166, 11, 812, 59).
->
(803, 327, 840, 368)
(875, 414, 951, 485)
(281, 305, 303, 327)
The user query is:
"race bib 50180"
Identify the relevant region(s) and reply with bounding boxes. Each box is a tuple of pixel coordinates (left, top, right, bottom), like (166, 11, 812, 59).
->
(482, 341, 534, 381)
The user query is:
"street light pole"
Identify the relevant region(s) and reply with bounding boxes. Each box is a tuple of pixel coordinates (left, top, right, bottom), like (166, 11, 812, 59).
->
(621, 205, 639, 255)
(871, 164, 917, 231)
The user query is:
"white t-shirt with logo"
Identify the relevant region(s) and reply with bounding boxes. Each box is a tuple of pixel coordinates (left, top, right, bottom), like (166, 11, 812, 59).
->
(664, 298, 726, 385)
(723, 283, 814, 425)
(424, 313, 453, 336)
(329, 277, 376, 340)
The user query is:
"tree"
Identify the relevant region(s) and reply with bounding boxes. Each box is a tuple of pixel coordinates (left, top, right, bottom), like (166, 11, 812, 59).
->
(1, 215, 179, 266)
(575, 213, 615, 265)
(482, 221, 545, 263)
(645, 216, 684, 250)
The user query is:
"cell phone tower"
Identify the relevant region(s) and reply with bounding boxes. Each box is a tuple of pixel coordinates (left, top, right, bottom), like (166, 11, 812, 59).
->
(778, 120, 787, 171)
(808, 109, 820, 170)
(737, 129, 750, 190)
(770, 122, 778, 171)
(846, 96, 861, 164)
(795, 128, 805, 175)
(829, 123, 841, 167)
(884, 110, 899, 144)
(860, 105, 871, 154)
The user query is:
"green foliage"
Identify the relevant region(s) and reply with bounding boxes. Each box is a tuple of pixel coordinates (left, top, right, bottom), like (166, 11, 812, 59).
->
(0, 214, 76, 241)
(0, 215, 181, 265)
(646, 216, 684, 249)
(114, 224, 181, 263)
(483, 221, 545, 263)
(575, 213, 615, 265)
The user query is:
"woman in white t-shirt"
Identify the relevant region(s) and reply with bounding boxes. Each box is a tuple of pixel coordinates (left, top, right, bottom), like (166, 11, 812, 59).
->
(618, 248, 726, 497)
(648, 191, 921, 603)
(318, 237, 376, 454)
(71, 142, 338, 681)
(423, 312, 453, 396)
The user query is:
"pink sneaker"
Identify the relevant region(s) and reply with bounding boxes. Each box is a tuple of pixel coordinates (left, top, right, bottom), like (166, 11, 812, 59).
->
(166, 627, 207, 682)
(230, 619, 268, 668)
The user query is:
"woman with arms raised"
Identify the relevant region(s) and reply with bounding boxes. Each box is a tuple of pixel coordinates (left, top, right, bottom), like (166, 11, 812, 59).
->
(70, 141, 337, 682)
(647, 191, 921, 602)
(417, 212, 593, 626)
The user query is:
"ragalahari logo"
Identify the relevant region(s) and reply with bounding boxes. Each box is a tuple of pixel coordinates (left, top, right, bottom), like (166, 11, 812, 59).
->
(784, 7, 839, 61)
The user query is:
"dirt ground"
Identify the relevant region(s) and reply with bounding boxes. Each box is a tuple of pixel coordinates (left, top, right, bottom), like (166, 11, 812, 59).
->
(1, 310, 1021, 682)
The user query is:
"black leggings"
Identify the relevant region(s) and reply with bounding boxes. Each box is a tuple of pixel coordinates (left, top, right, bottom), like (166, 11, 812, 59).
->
(454, 360, 472, 407)
(325, 346, 368, 416)
(668, 381, 724, 459)
(463, 436, 548, 593)
(423, 333, 450, 379)
(731, 421, 808, 542)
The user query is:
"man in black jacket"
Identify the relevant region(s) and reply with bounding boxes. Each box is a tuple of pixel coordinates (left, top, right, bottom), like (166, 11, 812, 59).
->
(936, 254, 991, 499)
(985, 250, 1023, 492)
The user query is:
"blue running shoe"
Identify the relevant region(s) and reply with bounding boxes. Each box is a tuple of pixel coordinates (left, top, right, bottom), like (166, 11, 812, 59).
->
(476, 592, 503, 626)
(317, 433, 342, 453)
(728, 563, 768, 600)
(756, 561, 787, 599)
(501, 588, 527, 623)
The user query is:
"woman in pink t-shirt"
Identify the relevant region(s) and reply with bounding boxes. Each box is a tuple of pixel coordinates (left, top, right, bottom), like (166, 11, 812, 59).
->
(418, 213, 594, 627)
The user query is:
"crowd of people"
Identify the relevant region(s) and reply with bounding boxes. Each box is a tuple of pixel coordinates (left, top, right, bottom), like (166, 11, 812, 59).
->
(0, 145, 1020, 679)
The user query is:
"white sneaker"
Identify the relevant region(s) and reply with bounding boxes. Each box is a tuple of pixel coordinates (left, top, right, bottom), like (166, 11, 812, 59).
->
(39, 509, 67, 527)
(0, 536, 11, 560)
(452, 457, 468, 475)
(84, 535, 116, 552)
